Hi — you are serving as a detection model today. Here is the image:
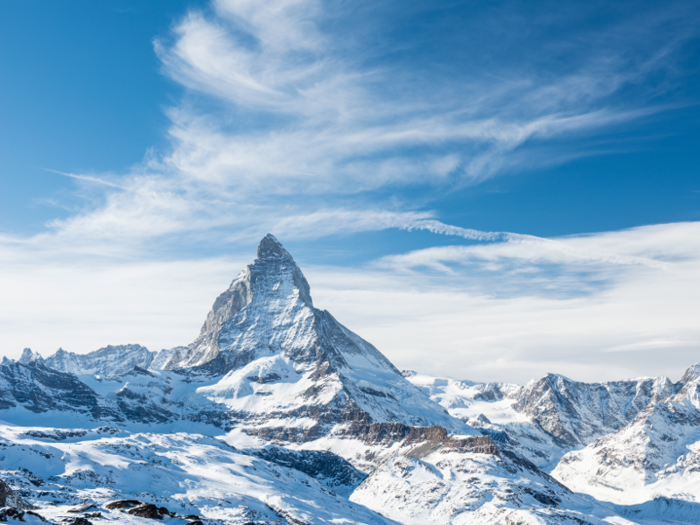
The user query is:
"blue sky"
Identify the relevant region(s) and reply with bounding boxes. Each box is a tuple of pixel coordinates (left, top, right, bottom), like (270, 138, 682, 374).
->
(1, 0, 700, 383)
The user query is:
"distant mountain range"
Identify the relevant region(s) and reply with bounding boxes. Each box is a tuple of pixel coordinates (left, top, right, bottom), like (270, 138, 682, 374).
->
(1, 234, 699, 524)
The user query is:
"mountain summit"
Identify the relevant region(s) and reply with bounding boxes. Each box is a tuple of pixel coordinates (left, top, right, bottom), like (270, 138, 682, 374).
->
(155, 233, 315, 370)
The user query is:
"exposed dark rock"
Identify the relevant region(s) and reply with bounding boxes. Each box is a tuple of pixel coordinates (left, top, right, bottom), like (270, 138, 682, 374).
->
(104, 499, 141, 510)
(0, 361, 115, 420)
(25, 511, 47, 522)
(250, 446, 366, 493)
(0, 508, 46, 522)
(22, 430, 87, 441)
(64, 517, 92, 525)
(0, 479, 12, 507)
(127, 503, 166, 519)
(0, 479, 32, 510)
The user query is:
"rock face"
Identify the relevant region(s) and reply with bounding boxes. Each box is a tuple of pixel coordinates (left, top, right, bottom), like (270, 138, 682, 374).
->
(553, 364, 700, 504)
(0, 360, 115, 419)
(512, 372, 678, 447)
(250, 446, 366, 497)
(0, 478, 32, 509)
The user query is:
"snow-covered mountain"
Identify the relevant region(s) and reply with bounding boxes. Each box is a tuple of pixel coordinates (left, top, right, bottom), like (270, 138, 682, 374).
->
(553, 364, 700, 505)
(3, 235, 700, 524)
(155, 234, 460, 436)
(512, 372, 678, 447)
(5, 235, 461, 439)
(45, 345, 155, 377)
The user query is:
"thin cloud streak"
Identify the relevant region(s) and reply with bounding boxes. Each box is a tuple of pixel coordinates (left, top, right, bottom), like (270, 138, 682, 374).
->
(42, 169, 126, 189)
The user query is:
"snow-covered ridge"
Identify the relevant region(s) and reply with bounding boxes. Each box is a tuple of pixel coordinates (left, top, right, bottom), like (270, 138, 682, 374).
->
(44, 345, 155, 376)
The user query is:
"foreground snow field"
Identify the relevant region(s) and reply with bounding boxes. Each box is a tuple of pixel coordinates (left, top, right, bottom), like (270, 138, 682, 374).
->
(2, 235, 700, 524)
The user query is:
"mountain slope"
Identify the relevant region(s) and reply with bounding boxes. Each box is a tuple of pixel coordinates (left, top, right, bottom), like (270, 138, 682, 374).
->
(0, 424, 398, 525)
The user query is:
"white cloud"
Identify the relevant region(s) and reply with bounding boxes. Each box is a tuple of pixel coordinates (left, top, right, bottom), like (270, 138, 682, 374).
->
(2, 222, 700, 386)
(6, 0, 686, 255)
(307, 223, 700, 384)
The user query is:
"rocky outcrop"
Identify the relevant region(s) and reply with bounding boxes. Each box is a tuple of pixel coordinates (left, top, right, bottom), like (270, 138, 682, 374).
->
(0, 479, 32, 510)
(250, 446, 366, 496)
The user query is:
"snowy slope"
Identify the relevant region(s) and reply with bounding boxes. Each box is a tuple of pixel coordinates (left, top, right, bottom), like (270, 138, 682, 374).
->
(349, 433, 635, 525)
(6, 235, 700, 523)
(0, 424, 397, 525)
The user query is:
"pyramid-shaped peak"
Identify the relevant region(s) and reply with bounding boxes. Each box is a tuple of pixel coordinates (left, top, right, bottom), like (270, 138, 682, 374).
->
(257, 234, 294, 261)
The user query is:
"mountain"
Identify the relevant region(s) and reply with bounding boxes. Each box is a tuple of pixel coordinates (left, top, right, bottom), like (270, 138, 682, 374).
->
(553, 364, 700, 505)
(148, 233, 465, 439)
(45, 345, 155, 376)
(403, 371, 567, 469)
(4, 235, 463, 440)
(512, 373, 679, 447)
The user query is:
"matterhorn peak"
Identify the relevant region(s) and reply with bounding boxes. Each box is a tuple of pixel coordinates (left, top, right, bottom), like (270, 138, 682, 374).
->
(154, 234, 314, 371)
(256, 233, 293, 261)
(251, 234, 312, 306)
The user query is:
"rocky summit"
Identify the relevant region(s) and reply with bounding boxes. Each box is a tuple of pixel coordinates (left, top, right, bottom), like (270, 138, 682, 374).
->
(2, 235, 700, 524)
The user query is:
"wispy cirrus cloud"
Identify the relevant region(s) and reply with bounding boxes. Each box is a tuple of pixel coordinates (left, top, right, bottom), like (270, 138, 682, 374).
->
(5, 0, 693, 252)
(147, 0, 700, 198)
